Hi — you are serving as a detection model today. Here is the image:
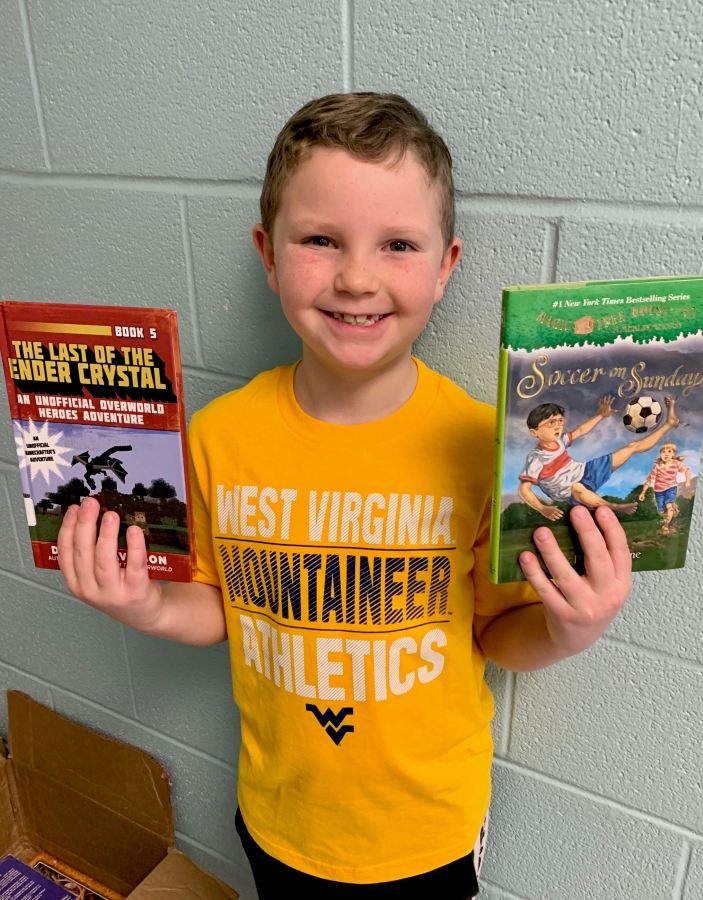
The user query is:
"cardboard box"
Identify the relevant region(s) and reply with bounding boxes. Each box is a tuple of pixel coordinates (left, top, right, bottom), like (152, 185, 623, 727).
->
(0, 691, 239, 900)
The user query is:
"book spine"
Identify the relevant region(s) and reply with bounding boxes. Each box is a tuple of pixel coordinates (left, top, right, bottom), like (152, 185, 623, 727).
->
(489, 293, 511, 583)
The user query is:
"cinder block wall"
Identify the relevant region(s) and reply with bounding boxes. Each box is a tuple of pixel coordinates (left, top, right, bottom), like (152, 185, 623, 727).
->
(1, 2, 701, 898)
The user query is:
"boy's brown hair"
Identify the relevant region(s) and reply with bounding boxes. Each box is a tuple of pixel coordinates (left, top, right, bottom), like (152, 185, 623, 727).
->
(260, 93, 455, 248)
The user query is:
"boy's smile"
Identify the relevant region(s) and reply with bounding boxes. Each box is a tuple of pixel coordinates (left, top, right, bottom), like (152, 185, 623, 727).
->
(253, 148, 461, 382)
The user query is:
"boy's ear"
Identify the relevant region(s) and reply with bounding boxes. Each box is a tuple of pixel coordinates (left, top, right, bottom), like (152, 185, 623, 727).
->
(433, 238, 462, 305)
(252, 223, 281, 294)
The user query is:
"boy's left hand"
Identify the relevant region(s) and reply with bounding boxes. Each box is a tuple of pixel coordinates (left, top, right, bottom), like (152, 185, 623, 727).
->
(519, 505, 632, 657)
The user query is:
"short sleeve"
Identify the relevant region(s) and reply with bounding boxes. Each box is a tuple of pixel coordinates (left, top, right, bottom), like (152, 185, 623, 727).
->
(471, 492, 540, 618)
(518, 450, 542, 484)
(188, 412, 220, 587)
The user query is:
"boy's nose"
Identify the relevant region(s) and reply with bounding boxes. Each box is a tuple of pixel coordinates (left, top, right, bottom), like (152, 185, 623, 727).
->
(334, 254, 380, 297)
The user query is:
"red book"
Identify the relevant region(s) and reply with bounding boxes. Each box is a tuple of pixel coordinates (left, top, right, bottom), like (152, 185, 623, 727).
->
(0, 302, 194, 582)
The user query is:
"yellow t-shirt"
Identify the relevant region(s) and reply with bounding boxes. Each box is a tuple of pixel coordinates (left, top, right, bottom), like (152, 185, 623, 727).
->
(188, 360, 537, 883)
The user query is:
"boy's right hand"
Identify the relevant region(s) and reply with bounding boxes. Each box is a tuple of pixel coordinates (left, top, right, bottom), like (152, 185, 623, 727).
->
(57, 497, 165, 633)
(540, 504, 564, 521)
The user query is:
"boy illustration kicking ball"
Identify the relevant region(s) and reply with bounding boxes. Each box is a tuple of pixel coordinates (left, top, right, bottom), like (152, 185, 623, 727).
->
(519, 396, 679, 519)
(639, 441, 691, 533)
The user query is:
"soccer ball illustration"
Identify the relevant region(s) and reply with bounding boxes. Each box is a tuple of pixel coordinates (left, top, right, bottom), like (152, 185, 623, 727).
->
(622, 396, 662, 433)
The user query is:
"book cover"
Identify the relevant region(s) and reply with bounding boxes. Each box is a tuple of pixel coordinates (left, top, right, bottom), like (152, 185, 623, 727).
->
(0, 855, 74, 900)
(0, 302, 194, 582)
(490, 275, 703, 583)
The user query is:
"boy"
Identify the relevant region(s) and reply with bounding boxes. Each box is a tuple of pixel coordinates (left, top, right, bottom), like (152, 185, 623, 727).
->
(639, 441, 691, 533)
(56, 94, 631, 899)
(519, 396, 679, 519)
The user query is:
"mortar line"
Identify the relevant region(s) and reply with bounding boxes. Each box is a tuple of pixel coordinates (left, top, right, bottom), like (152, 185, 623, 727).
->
(175, 830, 238, 866)
(0, 169, 263, 198)
(2, 167, 703, 224)
(497, 670, 515, 756)
(602, 634, 703, 674)
(672, 840, 692, 900)
(0, 473, 25, 565)
(120, 624, 140, 720)
(182, 364, 250, 384)
(0, 565, 77, 601)
(341, 0, 354, 92)
(540, 220, 560, 283)
(17, 0, 51, 171)
(0, 657, 239, 774)
(480, 879, 531, 900)
(179, 196, 205, 367)
(493, 758, 703, 842)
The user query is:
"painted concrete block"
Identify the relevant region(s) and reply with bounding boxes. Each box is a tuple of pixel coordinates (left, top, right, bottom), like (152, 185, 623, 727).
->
(0, 663, 53, 736)
(175, 833, 255, 900)
(355, 0, 703, 203)
(0, 573, 134, 714)
(683, 843, 703, 900)
(125, 630, 241, 765)
(29, 0, 342, 178)
(478, 884, 523, 900)
(484, 661, 507, 752)
(183, 370, 247, 424)
(51, 692, 241, 861)
(0, 0, 46, 170)
(414, 213, 544, 404)
(608, 552, 703, 668)
(556, 219, 703, 283)
(509, 641, 703, 833)
(0, 185, 197, 364)
(0, 473, 27, 575)
(484, 763, 681, 900)
(186, 197, 301, 377)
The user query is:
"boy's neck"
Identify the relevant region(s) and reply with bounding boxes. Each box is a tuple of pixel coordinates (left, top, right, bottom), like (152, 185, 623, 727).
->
(293, 350, 418, 425)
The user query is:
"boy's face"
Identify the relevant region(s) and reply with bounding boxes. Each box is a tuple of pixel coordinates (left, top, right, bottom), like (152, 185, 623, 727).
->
(253, 148, 461, 377)
(530, 413, 565, 444)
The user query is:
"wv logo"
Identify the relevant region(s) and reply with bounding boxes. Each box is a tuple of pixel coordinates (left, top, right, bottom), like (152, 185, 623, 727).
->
(306, 704, 354, 745)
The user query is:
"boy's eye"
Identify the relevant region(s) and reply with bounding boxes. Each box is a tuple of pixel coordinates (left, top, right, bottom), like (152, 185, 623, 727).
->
(388, 241, 410, 252)
(309, 236, 332, 248)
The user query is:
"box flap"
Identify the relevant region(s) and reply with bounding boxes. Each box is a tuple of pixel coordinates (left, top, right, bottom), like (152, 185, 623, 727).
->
(8, 692, 173, 839)
(6, 692, 174, 891)
(0, 754, 21, 854)
(128, 850, 239, 900)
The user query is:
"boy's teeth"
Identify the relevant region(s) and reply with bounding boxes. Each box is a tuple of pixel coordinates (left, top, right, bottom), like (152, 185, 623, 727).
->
(331, 312, 383, 326)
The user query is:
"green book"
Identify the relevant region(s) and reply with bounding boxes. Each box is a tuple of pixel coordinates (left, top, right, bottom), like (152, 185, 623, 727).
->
(489, 275, 703, 583)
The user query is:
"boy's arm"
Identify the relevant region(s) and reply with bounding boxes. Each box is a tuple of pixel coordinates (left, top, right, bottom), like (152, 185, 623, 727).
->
(518, 481, 564, 520)
(569, 395, 616, 441)
(58, 498, 227, 646)
(474, 506, 631, 671)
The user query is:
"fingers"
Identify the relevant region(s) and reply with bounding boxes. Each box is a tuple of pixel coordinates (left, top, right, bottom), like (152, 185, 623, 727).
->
(518, 549, 570, 615)
(70, 497, 101, 597)
(530, 526, 584, 598)
(570, 506, 613, 592)
(123, 525, 151, 595)
(94, 510, 122, 589)
(594, 506, 632, 584)
(56, 504, 79, 591)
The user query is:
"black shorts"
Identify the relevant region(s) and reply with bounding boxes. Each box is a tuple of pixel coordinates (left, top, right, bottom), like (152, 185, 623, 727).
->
(235, 807, 481, 899)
